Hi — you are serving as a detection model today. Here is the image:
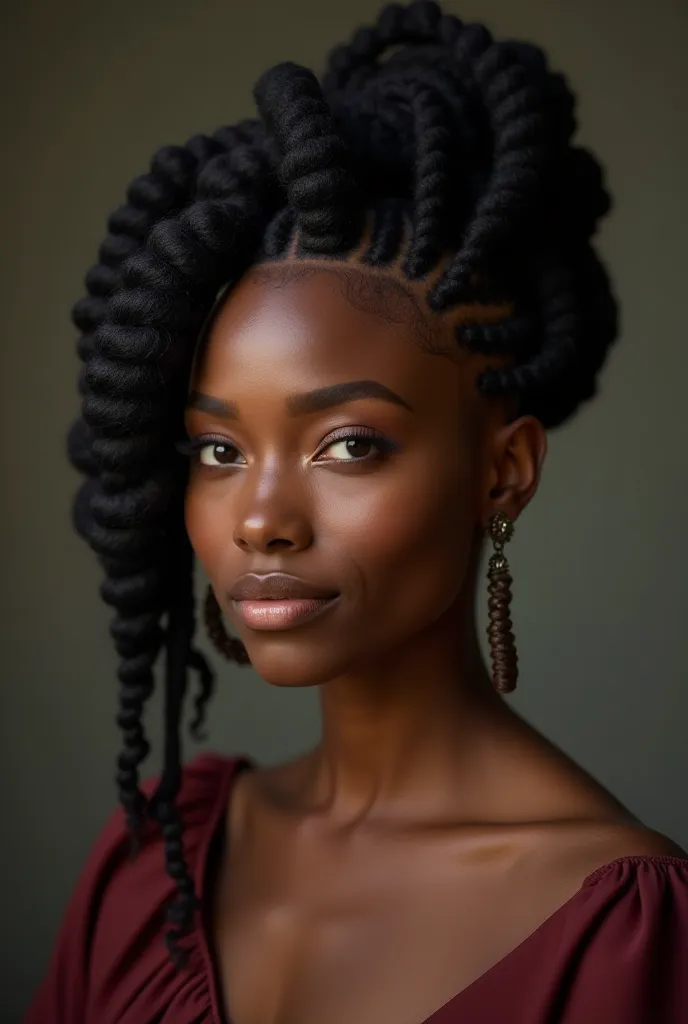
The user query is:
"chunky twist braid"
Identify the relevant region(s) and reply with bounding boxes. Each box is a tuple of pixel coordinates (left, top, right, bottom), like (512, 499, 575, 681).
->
(68, 0, 619, 964)
(323, 1, 452, 94)
(427, 42, 548, 308)
(254, 63, 362, 255)
(402, 86, 452, 277)
(486, 565, 518, 693)
(68, 121, 266, 847)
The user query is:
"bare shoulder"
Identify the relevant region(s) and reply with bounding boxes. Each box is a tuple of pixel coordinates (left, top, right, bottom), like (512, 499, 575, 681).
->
(511, 733, 688, 879)
(585, 821, 688, 864)
(539, 819, 688, 898)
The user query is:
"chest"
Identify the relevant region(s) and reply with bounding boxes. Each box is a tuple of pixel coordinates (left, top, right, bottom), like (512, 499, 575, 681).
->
(210, 830, 564, 1024)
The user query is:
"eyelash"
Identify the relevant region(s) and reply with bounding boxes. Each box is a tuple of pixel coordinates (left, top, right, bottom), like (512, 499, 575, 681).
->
(174, 427, 399, 468)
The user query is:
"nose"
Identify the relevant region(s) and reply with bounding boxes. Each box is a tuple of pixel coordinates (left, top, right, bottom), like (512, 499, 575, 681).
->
(232, 465, 314, 555)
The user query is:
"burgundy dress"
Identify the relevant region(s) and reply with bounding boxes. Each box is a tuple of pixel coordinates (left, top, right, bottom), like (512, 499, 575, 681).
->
(25, 753, 688, 1023)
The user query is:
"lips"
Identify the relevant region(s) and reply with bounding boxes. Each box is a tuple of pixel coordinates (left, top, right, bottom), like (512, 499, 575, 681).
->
(227, 573, 340, 632)
(228, 573, 339, 602)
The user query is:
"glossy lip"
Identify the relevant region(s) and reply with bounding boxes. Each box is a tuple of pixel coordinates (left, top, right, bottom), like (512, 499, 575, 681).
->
(228, 572, 339, 602)
(231, 595, 340, 631)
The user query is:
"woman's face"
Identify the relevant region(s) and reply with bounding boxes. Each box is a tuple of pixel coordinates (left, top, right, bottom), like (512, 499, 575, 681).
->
(184, 261, 541, 687)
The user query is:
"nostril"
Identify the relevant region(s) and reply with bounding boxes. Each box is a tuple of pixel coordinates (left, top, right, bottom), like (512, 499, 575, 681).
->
(266, 538, 294, 550)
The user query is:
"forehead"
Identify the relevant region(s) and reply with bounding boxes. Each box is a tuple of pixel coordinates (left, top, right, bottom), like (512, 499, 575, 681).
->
(192, 262, 487, 418)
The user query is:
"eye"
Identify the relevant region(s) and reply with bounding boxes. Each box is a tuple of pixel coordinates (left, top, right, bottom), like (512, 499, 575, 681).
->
(175, 436, 246, 467)
(198, 441, 245, 467)
(315, 428, 399, 463)
(174, 428, 399, 468)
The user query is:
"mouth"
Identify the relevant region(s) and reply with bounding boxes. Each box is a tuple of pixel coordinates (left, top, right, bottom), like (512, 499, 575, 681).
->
(231, 595, 340, 631)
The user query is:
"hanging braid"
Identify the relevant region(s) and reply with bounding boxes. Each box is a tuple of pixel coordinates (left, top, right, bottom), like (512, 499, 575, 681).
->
(68, 0, 618, 965)
(68, 120, 268, 851)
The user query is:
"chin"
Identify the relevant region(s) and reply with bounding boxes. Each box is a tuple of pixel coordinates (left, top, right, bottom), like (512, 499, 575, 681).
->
(244, 643, 351, 688)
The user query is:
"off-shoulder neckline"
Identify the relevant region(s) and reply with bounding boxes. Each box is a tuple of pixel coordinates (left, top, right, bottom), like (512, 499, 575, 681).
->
(193, 754, 688, 1024)
(583, 853, 688, 884)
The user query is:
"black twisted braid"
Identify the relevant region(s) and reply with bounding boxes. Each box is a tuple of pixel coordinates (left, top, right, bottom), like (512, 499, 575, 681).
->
(68, 0, 618, 965)
(67, 120, 267, 856)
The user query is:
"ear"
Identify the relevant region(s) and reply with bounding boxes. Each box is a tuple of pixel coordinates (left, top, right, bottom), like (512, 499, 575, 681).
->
(483, 415, 547, 525)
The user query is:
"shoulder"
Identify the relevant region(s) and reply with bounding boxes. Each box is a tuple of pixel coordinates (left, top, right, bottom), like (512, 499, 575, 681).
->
(571, 821, 688, 883)
(538, 818, 687, 895)
(25, 752, 251, 1024)
(591, 821, 687, 862)
(82, 751, 246, 881)
(486, 823, 688, 1021)
(545, 825, 688, 1017)
(522, 818, 688, 934)
(87, 750, 250, 930)
(573, 824, 688, 904)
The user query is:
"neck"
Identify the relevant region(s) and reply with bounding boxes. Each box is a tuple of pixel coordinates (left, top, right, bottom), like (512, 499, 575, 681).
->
(302, 589, 521, 825)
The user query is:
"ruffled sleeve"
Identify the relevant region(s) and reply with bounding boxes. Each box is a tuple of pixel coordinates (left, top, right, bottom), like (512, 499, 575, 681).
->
(24, 753, 244, 1024)
(558, 855, 688, 1022)
(445, 853, 688, 1023)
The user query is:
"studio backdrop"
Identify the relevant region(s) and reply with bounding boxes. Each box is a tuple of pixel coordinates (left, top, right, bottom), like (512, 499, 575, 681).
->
(1, 0, 686, 1020)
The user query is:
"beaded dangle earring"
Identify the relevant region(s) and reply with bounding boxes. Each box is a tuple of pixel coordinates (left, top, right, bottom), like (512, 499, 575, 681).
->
(486, 512, 518, 693)
(204, 585, 251, 665)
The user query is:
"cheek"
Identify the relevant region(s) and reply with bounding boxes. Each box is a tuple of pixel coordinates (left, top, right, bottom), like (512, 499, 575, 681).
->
(183, 437, 481, 626)
(319, 446, 478, 613)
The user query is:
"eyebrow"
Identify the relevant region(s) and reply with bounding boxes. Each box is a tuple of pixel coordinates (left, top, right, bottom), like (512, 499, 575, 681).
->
(186, 380, 414, 420)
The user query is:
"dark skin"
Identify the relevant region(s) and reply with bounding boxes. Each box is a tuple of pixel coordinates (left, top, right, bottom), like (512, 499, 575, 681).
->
(184, 258, 684, 1024)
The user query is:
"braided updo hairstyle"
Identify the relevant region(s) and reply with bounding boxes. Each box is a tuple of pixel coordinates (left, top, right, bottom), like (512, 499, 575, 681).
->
(67, 0, 618, 965)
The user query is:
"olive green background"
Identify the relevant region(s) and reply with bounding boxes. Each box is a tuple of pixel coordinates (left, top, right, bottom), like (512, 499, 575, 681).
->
(1, 0, 686, 1019)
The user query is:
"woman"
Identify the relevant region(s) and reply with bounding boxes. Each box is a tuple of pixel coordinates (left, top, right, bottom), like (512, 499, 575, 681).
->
(26, 2, 688, 1022)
